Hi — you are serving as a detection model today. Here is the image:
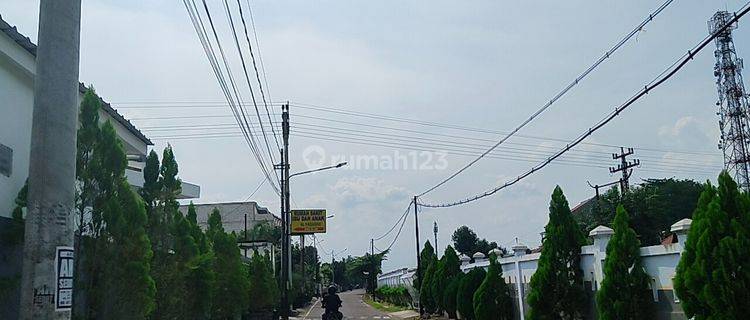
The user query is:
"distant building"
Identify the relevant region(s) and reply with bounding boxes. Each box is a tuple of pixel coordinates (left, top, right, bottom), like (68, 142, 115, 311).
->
(178, 201, 280, 258)
(0, 15, 200, 219)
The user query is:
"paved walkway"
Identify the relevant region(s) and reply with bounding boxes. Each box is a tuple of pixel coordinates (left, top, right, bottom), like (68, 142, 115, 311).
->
(298, 289, 394, 320)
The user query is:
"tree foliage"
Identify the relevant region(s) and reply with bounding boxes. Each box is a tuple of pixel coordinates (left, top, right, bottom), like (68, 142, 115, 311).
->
(577, 178, 704, 245)
(452, 226, 500, 257)
(248, 251, 278, 312)
(596, 205, 652, 320)
(473, 254, 513, 320)
(674, 172, 750, 319)
(432, 246, 461, 315)
(420, 259, 437, 314)
(528, 186, 586, 320)
(209, 209, 250, 319)
(443, 274, 462, 319)
(415, 240, 435, 289)
(457, 267, 485, 320)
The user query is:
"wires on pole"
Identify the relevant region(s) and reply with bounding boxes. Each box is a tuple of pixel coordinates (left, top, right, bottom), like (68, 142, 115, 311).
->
(418, 1, 750, 208)
(417, 0, 677, 198)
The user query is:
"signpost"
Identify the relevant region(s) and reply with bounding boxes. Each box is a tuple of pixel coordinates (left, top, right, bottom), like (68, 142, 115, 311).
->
(290, 209, 327, 234)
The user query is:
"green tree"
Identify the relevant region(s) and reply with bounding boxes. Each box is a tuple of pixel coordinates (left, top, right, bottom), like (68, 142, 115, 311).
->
(443, 274, 462, 319)
(420, 260, 437, 314)
(209, 209, 250, 319)
(596, 205, 652, 320)
(457, 267, 485, 320)
(432, 246, 461, 315)
(452, 226, 479, 256)
(473, 254, 513, 320)
(82, 121, 156, 319)
(248, 251, 279, 313)
(415, 240, 435, 289)
(674, 172, 750, 319)
(528, 186, 586, 320)
(577, 179, 705, 245)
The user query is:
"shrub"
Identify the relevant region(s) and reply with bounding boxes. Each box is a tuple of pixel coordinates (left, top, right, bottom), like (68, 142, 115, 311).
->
(374, 286, 411, 307)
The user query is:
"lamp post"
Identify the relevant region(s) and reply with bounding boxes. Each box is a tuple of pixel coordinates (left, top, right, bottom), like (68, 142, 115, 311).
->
(281, 161, 347, 318)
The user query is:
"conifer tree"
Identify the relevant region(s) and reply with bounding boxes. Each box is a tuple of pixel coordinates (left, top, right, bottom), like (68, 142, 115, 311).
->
(528, 186, 586, 320)
(432, 246, 461, 315)
(457, 267, 485, 320)
(183, 202, 215, 319)
(443, 274, 462, 319)
(208, 209, 250, 318)
(420, 260, 437, 314)
(416, 240, 435, 289)
(674, 172, 750, 319)
(473, 254, 513, 320)
(596, 205, 652, 320)
(85, 121, 156, 319)
(248, 251, 279, 313)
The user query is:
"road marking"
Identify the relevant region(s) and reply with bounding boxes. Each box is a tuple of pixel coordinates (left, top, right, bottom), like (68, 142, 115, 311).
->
(301, 297, 321, 320)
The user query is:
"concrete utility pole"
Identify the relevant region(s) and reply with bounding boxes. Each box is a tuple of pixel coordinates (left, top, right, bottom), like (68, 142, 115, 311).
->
(433, 221, 438, 256)
(278, 103, 291, 319)
(20, 1, 82, 319)
(609, 147, 639, 193)
(413, 196, 423, 316)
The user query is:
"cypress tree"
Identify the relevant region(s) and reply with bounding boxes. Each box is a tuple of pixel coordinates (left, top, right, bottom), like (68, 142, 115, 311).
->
(443, 274, 462, 319)
(416, 240, 435, 289)
(674, 172, 750, 319)
(528, 186, 586, 320)
(86, 121, 156, 318)
(420, 260, 437, 314)
(209, 209, 250, 319)
(248, 251, 279, 313)
(433, 246, 461, 316)
(473, 254, 513, 320)
(457, 267, 485, 320)
(184, 202, 215, 319)
(596, 205, 652, 319)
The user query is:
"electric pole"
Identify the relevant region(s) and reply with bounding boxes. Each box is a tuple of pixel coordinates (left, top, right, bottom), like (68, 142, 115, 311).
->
(413, 196, 423, 316)
(433, 221, 438, 256)
(609, 147, 639, 193)
(276, 103, 291, 319)
(370, 238, 374, 256)
(20, 1, 81, 319)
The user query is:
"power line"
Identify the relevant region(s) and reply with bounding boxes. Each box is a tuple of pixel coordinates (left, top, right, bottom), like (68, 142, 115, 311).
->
(235, 0, 280, 150)
(222, 0, 278, 169)
(184, 0, 280, 194)
(148, 130, 720, 176)
(418, 2, 750, 208)
(373, 202, 413, 241)
(417, 0, 677, 198)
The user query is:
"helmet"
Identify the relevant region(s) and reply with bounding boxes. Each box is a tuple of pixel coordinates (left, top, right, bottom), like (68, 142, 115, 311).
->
(328, 285, 337, 295)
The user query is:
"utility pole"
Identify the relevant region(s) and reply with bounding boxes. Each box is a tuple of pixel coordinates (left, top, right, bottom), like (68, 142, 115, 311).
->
(413, 196, 423, 316)
(20, 1, 81, 319)
(370, 238, 374, 256)
(276, 103, 291, 319)
(433, 221, 439, 256)
(609, 147, 639, 193)
(300, 235, 305, 295)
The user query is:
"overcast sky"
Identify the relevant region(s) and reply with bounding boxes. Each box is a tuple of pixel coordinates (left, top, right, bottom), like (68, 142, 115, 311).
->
(2, 0, 748, 270)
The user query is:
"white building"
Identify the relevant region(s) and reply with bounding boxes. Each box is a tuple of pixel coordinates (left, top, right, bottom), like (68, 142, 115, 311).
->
(0, 14, 200, 218)
(178, 201, 280, 258)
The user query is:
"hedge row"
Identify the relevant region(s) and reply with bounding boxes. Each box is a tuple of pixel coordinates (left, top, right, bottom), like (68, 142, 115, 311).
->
(374, 286, 412, 307)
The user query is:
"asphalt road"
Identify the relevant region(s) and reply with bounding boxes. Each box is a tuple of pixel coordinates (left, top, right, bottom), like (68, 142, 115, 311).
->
(301, 289, 392, 320)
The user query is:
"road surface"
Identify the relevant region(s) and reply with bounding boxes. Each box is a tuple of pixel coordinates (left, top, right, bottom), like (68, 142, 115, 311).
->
(301, 289, 392, 320)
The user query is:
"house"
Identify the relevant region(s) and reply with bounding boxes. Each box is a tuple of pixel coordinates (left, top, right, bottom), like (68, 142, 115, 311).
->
(0, 14, 200, 219)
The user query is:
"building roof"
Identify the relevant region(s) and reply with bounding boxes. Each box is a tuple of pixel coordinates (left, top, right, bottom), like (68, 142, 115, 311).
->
(0, 14, 152, 146)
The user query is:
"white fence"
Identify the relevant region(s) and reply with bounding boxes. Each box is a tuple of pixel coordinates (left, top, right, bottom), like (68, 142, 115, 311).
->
(377, 218, 692, 320)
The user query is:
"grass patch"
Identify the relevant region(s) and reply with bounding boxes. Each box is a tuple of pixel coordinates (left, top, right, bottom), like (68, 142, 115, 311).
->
(363, 294, 409, 313)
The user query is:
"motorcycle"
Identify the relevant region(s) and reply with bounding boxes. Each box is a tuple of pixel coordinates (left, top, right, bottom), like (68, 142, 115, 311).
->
(322, 310, 343, 320)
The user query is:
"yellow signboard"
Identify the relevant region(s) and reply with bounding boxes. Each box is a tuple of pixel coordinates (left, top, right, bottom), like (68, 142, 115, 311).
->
(291, 209, 327, 234)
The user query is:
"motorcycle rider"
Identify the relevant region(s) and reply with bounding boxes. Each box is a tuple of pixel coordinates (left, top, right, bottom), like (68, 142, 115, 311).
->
(322, 285, 342, 320)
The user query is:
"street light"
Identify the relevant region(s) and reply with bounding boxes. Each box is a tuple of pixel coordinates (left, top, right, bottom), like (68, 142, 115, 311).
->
(289, 162, 348, 179)
(282, 161, 347, 317)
